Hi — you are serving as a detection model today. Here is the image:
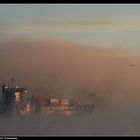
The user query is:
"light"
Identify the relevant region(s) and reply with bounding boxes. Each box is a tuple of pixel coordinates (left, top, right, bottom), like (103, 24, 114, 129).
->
(25, 90, 28, 93)
(5, 86, 8, 89)
(16, 85, 19, 89)
(15, 92, 21, 102)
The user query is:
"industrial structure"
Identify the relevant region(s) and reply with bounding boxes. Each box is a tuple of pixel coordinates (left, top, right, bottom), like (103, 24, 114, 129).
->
(0, 79, 95, 115)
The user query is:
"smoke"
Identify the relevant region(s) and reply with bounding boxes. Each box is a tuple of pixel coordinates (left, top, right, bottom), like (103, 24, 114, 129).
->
(0, 36, 140, 135)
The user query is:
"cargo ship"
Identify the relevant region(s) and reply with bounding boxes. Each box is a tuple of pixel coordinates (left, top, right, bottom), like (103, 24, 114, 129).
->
(0, 80, 95, 116)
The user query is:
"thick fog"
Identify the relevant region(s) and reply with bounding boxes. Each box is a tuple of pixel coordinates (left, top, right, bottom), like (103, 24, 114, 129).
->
(0, 37, 140, 135)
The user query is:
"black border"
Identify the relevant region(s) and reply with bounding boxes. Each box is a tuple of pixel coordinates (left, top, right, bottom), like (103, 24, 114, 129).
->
(1, 135, 133, 139)
(0, 1, 139, 4)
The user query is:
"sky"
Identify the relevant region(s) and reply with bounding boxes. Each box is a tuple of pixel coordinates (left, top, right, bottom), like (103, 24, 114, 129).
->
(1, 4, 140, 48)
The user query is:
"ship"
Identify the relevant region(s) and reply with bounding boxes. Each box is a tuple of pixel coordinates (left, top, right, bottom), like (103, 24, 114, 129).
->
(0, 79, 95, 116)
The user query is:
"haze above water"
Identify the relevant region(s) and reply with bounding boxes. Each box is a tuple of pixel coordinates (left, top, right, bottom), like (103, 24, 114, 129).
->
(0, 37, 140, 135)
